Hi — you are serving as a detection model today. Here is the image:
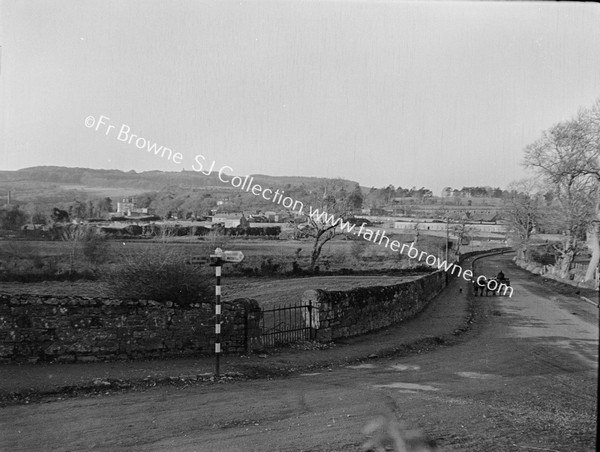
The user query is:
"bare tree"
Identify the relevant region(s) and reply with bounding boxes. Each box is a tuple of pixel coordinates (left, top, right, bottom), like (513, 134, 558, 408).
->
(502, 180, 544, 261)
(523, 99, 600, 279)
(299, 179, 352, 272)
(61, 224, 89, 275)
(548, 175, 594, 277)
(201, 226, 231, 254)
(580, 100, 600, 280)
(452, 220, 474, 258)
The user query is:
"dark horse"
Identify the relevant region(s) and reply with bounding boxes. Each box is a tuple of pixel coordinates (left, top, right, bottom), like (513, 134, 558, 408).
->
(472, 275, 495, 296)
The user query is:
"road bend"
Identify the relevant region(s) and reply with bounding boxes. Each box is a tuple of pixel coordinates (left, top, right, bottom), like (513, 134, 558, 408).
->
(0, 253, 597, 451)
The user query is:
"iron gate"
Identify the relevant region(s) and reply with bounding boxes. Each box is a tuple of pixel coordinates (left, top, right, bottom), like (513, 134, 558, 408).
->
(260, 302, 314, 347)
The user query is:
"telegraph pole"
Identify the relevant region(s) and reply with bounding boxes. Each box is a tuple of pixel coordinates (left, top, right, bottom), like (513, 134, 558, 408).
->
(445, 216, 449, 285)
(445, 216, 449, 264)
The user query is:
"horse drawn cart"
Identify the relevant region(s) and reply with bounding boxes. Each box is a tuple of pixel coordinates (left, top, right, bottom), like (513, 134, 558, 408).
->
(472, 276, 511, 296)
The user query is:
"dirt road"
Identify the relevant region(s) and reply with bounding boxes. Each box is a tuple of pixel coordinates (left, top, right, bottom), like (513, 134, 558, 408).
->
(1, 254, 597, 451)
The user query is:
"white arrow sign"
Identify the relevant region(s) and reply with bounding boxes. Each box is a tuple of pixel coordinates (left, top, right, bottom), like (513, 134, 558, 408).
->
(221, 250, 244, 263)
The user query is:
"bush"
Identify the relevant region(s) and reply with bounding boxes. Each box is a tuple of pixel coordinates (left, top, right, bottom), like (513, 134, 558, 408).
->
(529, 248, 555, 265)
(259, 257, 280, 275)
(103, 244, 212, 308)
(82, 229, 109, 265)
(0, 206, 27, 230)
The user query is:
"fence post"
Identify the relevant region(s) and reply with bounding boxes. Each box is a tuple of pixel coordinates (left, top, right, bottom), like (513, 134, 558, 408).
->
(309, 300, 314, 340)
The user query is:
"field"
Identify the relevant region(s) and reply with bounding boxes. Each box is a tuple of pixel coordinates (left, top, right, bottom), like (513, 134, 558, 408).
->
(0, 233, 442, 274)
(0, 232, 505, 306)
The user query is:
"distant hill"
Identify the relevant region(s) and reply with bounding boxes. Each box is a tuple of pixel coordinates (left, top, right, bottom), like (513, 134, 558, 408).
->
(0, 166, 361, 204)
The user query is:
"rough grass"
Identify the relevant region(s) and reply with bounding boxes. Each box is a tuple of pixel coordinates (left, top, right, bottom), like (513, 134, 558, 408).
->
(0, 234, 503, 299)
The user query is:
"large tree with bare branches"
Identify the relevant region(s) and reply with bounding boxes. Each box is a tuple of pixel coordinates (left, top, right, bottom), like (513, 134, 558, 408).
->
(298, 179, 354, 272)
(523, 99, 600, 279)
(503, 180, 544, 261)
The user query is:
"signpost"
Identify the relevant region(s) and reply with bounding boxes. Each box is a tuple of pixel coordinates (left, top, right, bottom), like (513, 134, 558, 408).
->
(188, 256, 209, 266)
(221, 250, 244, 263)
(209, 248, 244, 377)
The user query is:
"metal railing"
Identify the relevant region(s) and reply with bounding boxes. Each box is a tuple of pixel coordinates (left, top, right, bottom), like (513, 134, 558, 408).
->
(260, 302, 314, 347)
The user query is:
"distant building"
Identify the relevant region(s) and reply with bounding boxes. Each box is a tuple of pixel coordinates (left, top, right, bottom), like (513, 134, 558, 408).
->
(393, 221, 506, 234)
(211, 213, 248, 228)
(363, 207, 387, 216)
(246, 213, 269, 223)
(248, 222, 294, 231)
(117, 201, 133, 215)
(469, 213, 501, 223)
(216, 197, 232, 207)
(20, 223, 50, 232)
(116, 197, 154, 216)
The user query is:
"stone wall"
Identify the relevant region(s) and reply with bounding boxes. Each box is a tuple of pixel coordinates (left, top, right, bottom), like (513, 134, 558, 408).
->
(0, 295, 261, 363)
(302, 270, 447, 342)
(458, 247, 510, 264)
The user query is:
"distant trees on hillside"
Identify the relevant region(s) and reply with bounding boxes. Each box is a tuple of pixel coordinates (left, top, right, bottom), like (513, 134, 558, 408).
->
(95, 197, 113, 216)
(394, 186, 433, 198)
(442, 186, 505, 198)
(347, 184, 364, 210)
(364, 185, 505, 210)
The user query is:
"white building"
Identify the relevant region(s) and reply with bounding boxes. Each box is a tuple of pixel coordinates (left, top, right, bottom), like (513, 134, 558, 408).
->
(393, 221, 507, 234)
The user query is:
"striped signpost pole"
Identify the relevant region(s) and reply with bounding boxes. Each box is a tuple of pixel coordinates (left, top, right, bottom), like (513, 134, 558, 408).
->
(215, 262, 222, 377)
(209, 248, 244, 378)
(210, 248, 224, 377)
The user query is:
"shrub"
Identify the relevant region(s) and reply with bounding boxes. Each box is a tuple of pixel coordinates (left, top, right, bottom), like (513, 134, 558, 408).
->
(529, 248, 555, 265)
(103, 243, 212, 308)
(291, 261, 302, 274)
(0, 206, 27, 230)
(259, 257, 280, 275)
(81, 229, 109, 265)
(58, 224, 109, 274)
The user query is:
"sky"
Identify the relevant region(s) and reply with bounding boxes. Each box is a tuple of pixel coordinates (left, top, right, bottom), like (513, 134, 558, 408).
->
(1, 0, 599, 195)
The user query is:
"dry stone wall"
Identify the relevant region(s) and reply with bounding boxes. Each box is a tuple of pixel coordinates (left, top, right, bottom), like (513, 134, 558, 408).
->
(302, 270, 447, 342)
(1, 250, 509, 363)
(0, 295, 261, 363)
